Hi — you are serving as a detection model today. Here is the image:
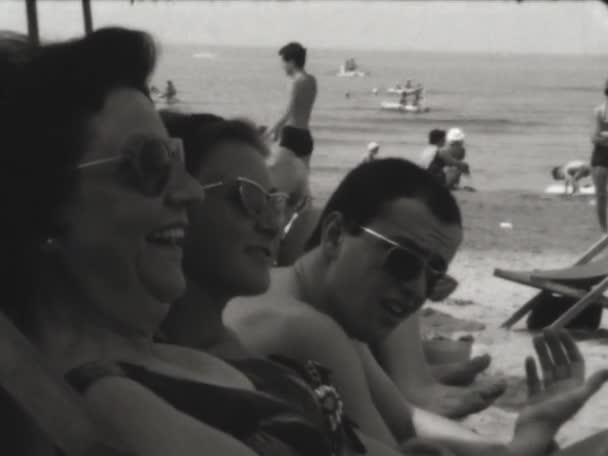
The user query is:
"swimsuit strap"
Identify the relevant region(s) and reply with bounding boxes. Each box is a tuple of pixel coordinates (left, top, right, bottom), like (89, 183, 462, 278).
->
(269, 355, 367, 455)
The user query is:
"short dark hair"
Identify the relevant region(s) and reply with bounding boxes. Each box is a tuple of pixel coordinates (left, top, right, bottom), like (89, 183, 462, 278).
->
(161, 111, 268, 175)
(0, 27, 156, 331)
(306, 158, 462, 250)
(279, 42, 307, 68)
(428, 129, 446, 146)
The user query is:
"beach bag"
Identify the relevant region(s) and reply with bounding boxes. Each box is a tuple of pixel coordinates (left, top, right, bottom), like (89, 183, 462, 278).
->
(526, 294, 603, 331)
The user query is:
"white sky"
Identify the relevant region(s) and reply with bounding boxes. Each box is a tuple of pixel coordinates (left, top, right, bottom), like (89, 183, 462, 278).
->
(2, 0, 608, 54)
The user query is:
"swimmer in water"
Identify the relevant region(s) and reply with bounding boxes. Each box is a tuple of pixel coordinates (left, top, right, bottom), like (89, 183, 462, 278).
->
(162, 80, 177, 101)
(362, 141, 380, 163)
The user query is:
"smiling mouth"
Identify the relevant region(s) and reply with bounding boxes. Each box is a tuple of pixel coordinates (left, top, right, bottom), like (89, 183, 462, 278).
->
(146, 225, 186, 247)
(381, 299, 411, 320)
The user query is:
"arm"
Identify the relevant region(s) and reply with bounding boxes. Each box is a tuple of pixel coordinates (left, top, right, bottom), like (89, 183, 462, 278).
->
(232, 308, 402, 449)
(373, 312, 443, 402)
(359, 339, 556, 456)
(85, 376, 258, 456)
(373, 312, 505, 419)
(267, 79, 298, 139)
(437, 149, 469, 172)
(278, 314, 400, 448)
(591, 107, 608, 146)
(356, 342, 505, 450)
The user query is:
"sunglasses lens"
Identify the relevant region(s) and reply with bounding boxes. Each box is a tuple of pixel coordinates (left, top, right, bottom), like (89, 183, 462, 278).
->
(384, 248, 425, 282)
(239, 181, 266, 217)
(428, 275, 457, 302)
(133, 140, 173, 196)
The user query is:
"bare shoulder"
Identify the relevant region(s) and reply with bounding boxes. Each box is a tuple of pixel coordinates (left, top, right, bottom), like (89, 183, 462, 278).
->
(225, 294, 348, 359)
(293, 72, 317, 89)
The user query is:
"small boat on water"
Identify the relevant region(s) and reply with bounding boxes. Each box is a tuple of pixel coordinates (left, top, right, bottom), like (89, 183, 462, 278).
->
(337, 68, 368, 78)
(380, 101, 430, 114)
(337, 59, 368, 77)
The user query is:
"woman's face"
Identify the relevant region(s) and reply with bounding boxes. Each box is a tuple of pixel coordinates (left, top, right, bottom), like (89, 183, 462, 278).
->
(184, 139, 282, 298)
(60, 88, 203, 334)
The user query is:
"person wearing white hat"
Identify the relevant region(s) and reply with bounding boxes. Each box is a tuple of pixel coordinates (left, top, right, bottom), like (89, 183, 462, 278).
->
(443, 127, 470, 189)
(420, 129, 469, 188)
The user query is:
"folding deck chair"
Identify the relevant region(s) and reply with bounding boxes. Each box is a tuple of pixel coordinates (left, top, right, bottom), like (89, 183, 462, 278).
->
(0, 312, 131, 455)
(495, 235, 608, 330)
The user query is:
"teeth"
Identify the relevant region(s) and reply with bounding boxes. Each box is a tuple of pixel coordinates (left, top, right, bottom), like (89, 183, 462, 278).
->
(384, 301, 406, 317)
(148, 227, 185, 244)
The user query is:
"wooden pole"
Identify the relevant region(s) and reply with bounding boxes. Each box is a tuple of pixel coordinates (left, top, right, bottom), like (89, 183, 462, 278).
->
(82, 0, 93, 35)
(25, 0, 39, 46)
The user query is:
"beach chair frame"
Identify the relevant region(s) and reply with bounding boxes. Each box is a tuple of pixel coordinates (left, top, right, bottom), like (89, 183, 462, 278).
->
(497, 234, 608, 329)
(0, 312, 131, 455)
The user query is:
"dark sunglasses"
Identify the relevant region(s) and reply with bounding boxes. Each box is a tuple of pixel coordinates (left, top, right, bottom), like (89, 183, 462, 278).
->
(202, 177, 288, 222)
(360, 226, 453, 299)
(77, 136, 185, 196)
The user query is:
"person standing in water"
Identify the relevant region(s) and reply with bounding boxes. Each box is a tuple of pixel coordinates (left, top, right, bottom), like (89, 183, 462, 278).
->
(592, 78, 608, 232)
(162, 79, 177, 102)
(266, 42, 318, 219)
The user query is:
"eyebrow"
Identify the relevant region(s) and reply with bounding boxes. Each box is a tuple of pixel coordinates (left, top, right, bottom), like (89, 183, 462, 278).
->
(390, 235, 448, 271)
(390, 235, 430, 256)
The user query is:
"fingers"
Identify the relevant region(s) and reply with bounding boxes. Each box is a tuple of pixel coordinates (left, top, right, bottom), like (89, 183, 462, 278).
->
(526, 356, 542, 399)
(559, 329, 585, 378)
(544, 330, 571, 380)
(479, 380, 507, 401)
(582, 369, 608, 399)
(444, 394, 490, 419)
(469, 354, 492, 373)
(533, 333, 555, 387)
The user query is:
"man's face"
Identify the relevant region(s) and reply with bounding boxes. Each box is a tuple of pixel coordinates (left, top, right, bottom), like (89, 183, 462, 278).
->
(323, 198, 462, 344)
(281, 57, 295, 76)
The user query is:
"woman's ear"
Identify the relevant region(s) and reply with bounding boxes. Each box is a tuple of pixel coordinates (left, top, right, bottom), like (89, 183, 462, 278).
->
(319, 211, 345, 261)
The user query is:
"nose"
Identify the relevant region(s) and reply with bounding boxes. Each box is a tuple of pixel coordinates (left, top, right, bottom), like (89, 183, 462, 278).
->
(255, 204, 283, 240)
(399, 270, 428, 305)
(165, 165, 205, 207)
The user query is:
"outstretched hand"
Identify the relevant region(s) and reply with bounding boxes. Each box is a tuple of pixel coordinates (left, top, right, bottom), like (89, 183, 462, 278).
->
(513, 330, 608, 452)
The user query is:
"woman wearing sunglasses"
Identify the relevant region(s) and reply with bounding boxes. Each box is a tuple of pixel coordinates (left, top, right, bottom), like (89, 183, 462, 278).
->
(160, 112, 371, 456)
(0, 28, 307, 456)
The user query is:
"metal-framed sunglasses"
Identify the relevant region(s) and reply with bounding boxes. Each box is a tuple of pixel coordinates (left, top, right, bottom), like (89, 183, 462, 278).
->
(76, 136, 185, 197)
(201, 177, 288, 221)
(360, 226, 456, 300)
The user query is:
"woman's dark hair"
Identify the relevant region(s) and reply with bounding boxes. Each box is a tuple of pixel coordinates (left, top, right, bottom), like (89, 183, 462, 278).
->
(0, 27, 157, 330)
(306, 158, 462, 250)
(160, 111, 268, 175)
(279, 42, 307, 68)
